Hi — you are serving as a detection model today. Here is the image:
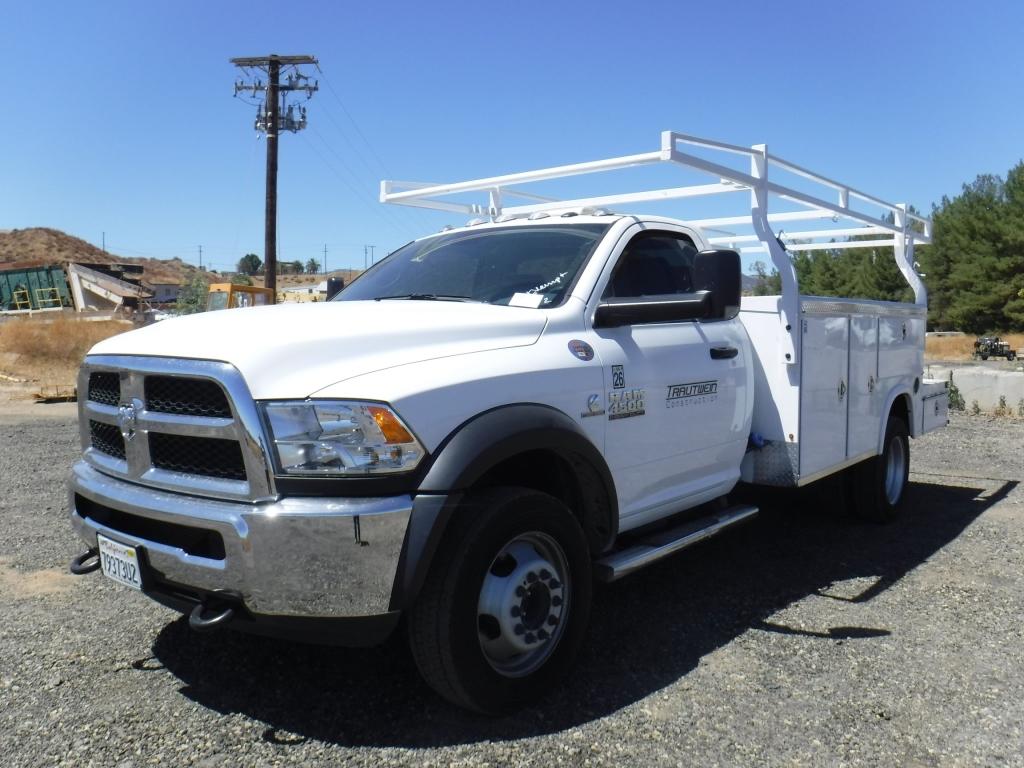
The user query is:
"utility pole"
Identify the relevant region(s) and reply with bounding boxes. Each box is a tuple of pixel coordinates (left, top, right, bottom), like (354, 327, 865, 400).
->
(363, 245, 378, 269)
(231, 54, 318, 301)
(198, 245, 203, 270)
(323, 244, 328, 274)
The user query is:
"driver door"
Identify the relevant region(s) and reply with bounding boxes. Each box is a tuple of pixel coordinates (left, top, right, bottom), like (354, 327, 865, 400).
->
(588, 227, 749, 528)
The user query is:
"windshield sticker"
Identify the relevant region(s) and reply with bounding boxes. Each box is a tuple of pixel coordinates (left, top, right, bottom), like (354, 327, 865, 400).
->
(509, 292, 544, 308)
(529, 271, 568, 294)
(611, 365, 625, 389)
(608, 388, 645, 420)
(581, 394, 605, 418)
(666, 380, 719, 408)
(568, 339, 595, 361)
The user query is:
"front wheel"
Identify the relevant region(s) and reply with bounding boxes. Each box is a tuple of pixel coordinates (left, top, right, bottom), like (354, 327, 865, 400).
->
(407, 487, 592, 713)
(851, 414, 910, 523)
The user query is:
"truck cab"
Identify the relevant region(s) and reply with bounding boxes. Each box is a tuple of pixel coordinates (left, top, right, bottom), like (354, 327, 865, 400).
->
(68, 131, 947, 713)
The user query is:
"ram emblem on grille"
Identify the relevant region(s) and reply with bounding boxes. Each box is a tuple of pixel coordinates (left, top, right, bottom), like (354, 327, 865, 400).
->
(117, 399, 142, 441)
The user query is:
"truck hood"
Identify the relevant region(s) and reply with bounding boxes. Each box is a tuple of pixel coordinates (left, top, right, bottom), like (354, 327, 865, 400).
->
(89, 300, 547, 399)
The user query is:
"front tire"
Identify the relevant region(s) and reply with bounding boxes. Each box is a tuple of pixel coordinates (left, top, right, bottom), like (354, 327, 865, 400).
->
(407, 487, 592, 713)
(851, 414, 910, 523)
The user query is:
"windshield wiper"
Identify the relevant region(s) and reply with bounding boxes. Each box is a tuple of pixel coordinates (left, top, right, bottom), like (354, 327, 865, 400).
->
(373, 293, 477, 302)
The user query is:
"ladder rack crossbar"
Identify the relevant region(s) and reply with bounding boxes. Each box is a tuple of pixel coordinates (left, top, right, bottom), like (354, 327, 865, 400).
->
(686, 210, 842, 228)
(665, 131, 759, 157)
(381, 151, 663, 203)
(503, 182, 747, 216)
(738, 238, 901, 254)
(708, 226, 901, 245)
(766, 154, 899, 213)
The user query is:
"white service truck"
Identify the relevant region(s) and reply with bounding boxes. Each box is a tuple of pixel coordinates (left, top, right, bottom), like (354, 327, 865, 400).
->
(68, 131, 948, 712)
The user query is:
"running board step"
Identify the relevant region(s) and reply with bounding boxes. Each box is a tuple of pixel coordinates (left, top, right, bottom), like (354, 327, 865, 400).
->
(595, 504, 758, 582)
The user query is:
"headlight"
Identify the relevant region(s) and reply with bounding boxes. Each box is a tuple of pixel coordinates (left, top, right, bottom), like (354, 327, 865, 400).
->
(262, 400, 424, 476)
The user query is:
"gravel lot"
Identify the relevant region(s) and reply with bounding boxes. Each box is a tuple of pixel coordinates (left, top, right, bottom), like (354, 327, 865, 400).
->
(2, 403, 1022, 767)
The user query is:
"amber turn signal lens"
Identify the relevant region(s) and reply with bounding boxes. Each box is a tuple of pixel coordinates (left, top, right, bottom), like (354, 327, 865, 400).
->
(367, 406, 415, 444)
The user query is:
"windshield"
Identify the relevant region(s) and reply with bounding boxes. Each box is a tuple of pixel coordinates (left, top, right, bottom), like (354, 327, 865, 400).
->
(336, 224, 611, 307)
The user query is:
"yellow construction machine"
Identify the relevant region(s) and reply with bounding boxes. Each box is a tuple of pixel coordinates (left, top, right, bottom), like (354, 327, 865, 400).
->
(206, 283, 274, 311)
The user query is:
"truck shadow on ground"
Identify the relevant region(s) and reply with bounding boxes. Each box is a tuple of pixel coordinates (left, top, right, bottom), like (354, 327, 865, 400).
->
(151, 477, 1015, 748)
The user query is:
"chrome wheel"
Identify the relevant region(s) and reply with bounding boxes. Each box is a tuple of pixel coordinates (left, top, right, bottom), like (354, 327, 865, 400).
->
(476, 531, 570, 678)
(884, 434, 907, 505)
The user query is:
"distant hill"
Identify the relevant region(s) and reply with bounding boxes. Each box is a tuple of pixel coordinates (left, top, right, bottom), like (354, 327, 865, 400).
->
(0, 227, 215, 285)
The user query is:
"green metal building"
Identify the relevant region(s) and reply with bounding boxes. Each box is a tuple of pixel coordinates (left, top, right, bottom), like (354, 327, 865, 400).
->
(0, 265, 73, 311)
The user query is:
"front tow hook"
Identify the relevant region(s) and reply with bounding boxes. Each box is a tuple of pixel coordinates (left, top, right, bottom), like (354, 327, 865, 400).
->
(189, 601, 235, 632)
(69, 548, 100, 575)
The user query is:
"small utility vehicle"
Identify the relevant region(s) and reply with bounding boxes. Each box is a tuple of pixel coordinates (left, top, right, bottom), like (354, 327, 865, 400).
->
(973, 336, 1017, 361)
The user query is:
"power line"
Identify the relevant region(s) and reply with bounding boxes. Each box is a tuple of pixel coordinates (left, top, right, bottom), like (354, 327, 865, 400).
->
(316, 69, 434, 232)
(307, 125, 421, 240)
(298, 130, 420, 241)
(320, 71, 393, 177)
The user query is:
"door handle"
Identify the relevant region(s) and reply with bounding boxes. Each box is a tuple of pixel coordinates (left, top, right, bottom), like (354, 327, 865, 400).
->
(710, 346, 738, 360)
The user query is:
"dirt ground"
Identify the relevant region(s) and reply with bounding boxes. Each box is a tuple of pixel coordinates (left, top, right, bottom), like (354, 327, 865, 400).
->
(1, 405, 1022, 767)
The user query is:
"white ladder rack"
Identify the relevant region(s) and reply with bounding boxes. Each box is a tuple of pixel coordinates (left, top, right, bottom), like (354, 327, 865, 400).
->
(380, 130, 932, 366)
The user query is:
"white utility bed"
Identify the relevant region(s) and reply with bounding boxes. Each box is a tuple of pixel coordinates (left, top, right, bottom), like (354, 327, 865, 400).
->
(740, 295, 946, 486)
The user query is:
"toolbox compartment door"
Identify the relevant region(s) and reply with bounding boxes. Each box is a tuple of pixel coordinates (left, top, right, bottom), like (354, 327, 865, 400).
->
(799, 314, 850, 478)
(920, 379, 949, 434)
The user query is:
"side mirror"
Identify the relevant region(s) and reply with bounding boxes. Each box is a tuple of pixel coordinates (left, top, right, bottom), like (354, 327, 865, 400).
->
(594, 291, 711, 328)
(694, 249, 741, 320)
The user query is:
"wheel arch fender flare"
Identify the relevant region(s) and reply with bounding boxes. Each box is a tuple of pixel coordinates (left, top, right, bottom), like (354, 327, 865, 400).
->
(391, 404, 618, 612)
(879, 385, 914, 452)
(418, 403, 616, 502)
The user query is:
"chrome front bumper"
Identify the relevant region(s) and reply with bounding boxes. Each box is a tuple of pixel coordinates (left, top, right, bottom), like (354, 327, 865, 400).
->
(69, 460, 413, 619)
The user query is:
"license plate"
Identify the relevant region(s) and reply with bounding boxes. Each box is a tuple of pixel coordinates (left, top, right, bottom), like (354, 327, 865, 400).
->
(97, 534, 143, 591)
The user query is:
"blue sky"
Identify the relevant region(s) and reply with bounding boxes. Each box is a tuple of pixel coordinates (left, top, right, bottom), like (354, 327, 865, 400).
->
(1, 0, 1021, 273)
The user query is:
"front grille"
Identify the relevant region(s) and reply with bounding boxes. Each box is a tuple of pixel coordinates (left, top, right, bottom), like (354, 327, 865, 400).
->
(88, 372, 120, 406)
(145, 376, 231, 418)
(75, 494, 225, 560)
(90, 420, 125, 460)
(149, 432, 246, 481)
(81, 359, 268, 500)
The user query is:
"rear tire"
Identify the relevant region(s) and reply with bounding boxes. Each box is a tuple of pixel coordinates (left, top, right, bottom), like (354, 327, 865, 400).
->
(851, 414, 910, 523)
(407, 487, 592, 713)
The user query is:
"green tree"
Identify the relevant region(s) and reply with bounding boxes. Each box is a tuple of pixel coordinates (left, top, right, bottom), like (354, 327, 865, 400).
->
(237, 253, 262, 275)
(175, 273, 208, 315)
(918, 166, 1024, 332)
(306, 258, 320, 274)
(807, 250, 842, 296)
(751, 260, 782, 295)
(231, 273, 253, 286)
(1000, 163, 1024, 327)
